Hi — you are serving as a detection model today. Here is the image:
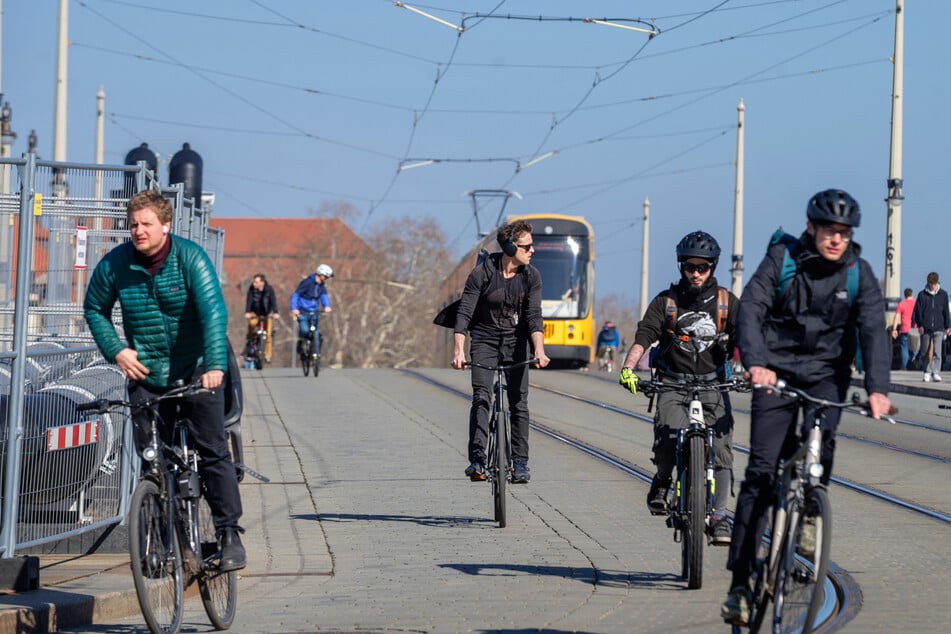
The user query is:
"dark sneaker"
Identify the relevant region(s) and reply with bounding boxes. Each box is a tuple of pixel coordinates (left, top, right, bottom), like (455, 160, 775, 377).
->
(218, 528, 247, 572)
(721, 585, 750, 625)
(465, 462, 486, 481)
(512, 459, 530, 483)
(710, 517, 732, 546)
(647, 475, 671, 515)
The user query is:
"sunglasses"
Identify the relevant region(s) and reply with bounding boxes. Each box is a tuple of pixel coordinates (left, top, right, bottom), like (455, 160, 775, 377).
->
(515, 243, 534, 251)
(682, 262, 712, 274)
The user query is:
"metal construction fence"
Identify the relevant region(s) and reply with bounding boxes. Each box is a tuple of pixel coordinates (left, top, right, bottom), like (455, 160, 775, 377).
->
(0, 153, 223, 557)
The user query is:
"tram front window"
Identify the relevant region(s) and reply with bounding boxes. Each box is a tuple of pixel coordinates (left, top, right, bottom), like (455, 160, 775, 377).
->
(531, 235, 588, 319)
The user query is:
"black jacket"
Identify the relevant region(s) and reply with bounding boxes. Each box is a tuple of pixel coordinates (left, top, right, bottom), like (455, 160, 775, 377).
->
(246, 283, 279, 316)
(912, 286, 951, 333)
(634, 276, 738, 376)
(736, 233, 889, 395)
(454, 252, 544, 341)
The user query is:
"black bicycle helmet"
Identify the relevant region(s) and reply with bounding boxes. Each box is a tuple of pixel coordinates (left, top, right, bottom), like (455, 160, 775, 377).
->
(676, 230, 721, 262)
(806, 189, 861, 228)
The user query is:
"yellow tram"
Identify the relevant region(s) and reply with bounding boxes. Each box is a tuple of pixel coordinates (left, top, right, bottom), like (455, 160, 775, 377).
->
(437, 214, 595, 368)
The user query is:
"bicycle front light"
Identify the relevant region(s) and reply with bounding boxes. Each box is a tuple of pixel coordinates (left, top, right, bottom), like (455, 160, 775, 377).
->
(142, 446, 158, 461)
(808, 462, 824, 482)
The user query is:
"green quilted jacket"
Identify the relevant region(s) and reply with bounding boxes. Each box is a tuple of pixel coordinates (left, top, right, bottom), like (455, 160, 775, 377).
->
(83, 235, 229, 391)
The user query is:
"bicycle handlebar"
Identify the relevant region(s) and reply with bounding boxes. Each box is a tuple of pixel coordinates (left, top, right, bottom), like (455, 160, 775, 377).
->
(464, 359, 539, 372)
(637, 376, 751, 397)
(75, 380, 210, 415)
(753, 379, 898, 423)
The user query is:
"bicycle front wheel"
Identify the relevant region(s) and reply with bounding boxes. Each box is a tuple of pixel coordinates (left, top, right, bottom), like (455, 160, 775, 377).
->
(300, 349, 311, 376)
(197, 496, 237, 630)
(776, 486, 832, 634)
(129, 478, 184, 634)
(683, 434, 706, 589)
(489, 411, 509, 528)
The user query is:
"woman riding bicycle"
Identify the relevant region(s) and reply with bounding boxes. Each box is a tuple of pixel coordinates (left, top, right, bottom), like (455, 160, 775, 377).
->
(722, 189, 892, 625)
(291, 263, 333, 357)
(618, 230, 739, 545)
(451, 220, 550, 484)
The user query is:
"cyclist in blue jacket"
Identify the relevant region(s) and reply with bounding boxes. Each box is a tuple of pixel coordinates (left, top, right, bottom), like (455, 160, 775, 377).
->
(291, 264, 333, 357)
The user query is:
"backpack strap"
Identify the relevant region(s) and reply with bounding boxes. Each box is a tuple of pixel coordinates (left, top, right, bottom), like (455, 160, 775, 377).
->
(846, 262, 859, 306)
(716, 287, 730, 333)
(770, 228, 800, 297)
(664, 288, 679, 334)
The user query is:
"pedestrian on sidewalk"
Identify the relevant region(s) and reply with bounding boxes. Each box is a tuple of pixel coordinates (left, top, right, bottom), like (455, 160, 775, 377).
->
(891, 287, 916, 370)
(912, 272, 951, 382)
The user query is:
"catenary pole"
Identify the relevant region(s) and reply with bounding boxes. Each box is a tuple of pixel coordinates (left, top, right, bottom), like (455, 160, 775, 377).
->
(731, 99, 745, 297)
(883, 0, 904, 313)
(640, 196, 650, 319)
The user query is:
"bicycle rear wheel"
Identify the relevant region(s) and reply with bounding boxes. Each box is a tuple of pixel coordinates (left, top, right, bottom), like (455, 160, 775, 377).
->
(129, 478, 184, 634)
(197, 496, 237, 630)
(683, 434, 706, 589)
(776, 486, 832, 634)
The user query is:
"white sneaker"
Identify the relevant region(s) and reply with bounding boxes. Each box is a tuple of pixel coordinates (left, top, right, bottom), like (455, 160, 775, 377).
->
(934, 374, 943, 382)
(924, 373, 932, 383)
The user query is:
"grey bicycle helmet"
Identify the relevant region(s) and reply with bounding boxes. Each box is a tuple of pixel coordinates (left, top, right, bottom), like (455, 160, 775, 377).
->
(316, 263, 334, 278)
(806, 189, 861, 228)
(676, 231, 721, 263)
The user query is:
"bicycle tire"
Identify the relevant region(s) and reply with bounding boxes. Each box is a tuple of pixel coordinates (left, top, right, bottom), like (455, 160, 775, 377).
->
(300, 349, 311, 376)
(197, 496, 238, 630)
(493, 409, 508, 527)
(684, 433, 705, 589)
(129, 478, 184, 634)
(776, 486, 832, 634)
(313, 354, 320, 377)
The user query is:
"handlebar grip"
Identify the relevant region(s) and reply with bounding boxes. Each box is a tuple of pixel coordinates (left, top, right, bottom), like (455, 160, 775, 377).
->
(76, 399, 109, 414)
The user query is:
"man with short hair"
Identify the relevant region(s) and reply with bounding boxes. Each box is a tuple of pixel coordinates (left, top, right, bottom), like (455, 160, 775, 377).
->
(913, 272, 951, 382)
(244, 273, 280, 363)
(891, 287, 915, 370)
(84, 189, 246, 571)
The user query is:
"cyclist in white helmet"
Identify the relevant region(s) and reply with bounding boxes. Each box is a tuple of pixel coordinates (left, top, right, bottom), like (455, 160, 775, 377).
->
(291, 264, 333, 358)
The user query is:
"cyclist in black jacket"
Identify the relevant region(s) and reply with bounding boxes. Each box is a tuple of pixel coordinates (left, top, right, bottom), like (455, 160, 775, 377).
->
(618, 231, 739, 544)
(244, 273, 280, 362)
(722, 189, 892, 625)
(452, 220, 550, 484)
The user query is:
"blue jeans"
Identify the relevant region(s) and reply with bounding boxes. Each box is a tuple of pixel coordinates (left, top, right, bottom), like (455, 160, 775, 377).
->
(897, 332, 909, 369)
(297, 311, 321, 356)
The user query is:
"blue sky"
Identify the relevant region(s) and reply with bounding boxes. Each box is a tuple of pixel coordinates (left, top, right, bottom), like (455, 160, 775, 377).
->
(3, 1, 947, 306)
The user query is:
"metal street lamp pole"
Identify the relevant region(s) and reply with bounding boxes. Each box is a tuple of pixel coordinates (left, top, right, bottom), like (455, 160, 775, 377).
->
(883, 0, 904, 313)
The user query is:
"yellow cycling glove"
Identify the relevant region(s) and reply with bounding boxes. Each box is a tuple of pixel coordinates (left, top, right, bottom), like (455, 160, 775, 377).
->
(619, 367, 639, 394)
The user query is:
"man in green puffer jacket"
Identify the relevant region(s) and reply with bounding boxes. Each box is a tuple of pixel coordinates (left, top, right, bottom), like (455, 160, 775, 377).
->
(84, 189, 246, 571)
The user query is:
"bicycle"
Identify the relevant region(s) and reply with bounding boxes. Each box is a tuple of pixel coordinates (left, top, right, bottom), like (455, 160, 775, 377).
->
(244, 315, 268, 370)
(637, 375, 751, 589)
(736, 380, 896, 634)
(597, 346, 616, 372)
(464, 358, 538, 528)
(77, 381, 237, 633)
(296, 311, 323, 377)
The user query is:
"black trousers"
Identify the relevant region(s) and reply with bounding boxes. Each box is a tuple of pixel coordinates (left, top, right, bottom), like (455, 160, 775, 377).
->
(467, 335, 531, 464)
(129, 374, 243, 533)
(726, 377, 845, 587)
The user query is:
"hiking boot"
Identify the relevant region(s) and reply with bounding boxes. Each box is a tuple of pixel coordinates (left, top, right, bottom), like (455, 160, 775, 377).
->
(710, 517, 732, 546)
(923, 373, 932, 382)
(646, 475, 671, 515)
(465, 462, 486, 482)
(721, 585, 750, 625)
(218, 528, 247, 572)
(512, 459, 531, 483)
(798, 515, 817, 558)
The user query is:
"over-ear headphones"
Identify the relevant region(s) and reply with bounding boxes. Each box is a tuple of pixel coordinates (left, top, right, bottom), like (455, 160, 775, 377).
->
(500, 230, 517, 257)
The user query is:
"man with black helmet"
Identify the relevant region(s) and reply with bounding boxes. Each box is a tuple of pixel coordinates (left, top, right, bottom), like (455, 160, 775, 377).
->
(618, 230, 739, 545)
(721, 189, 892, 625)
